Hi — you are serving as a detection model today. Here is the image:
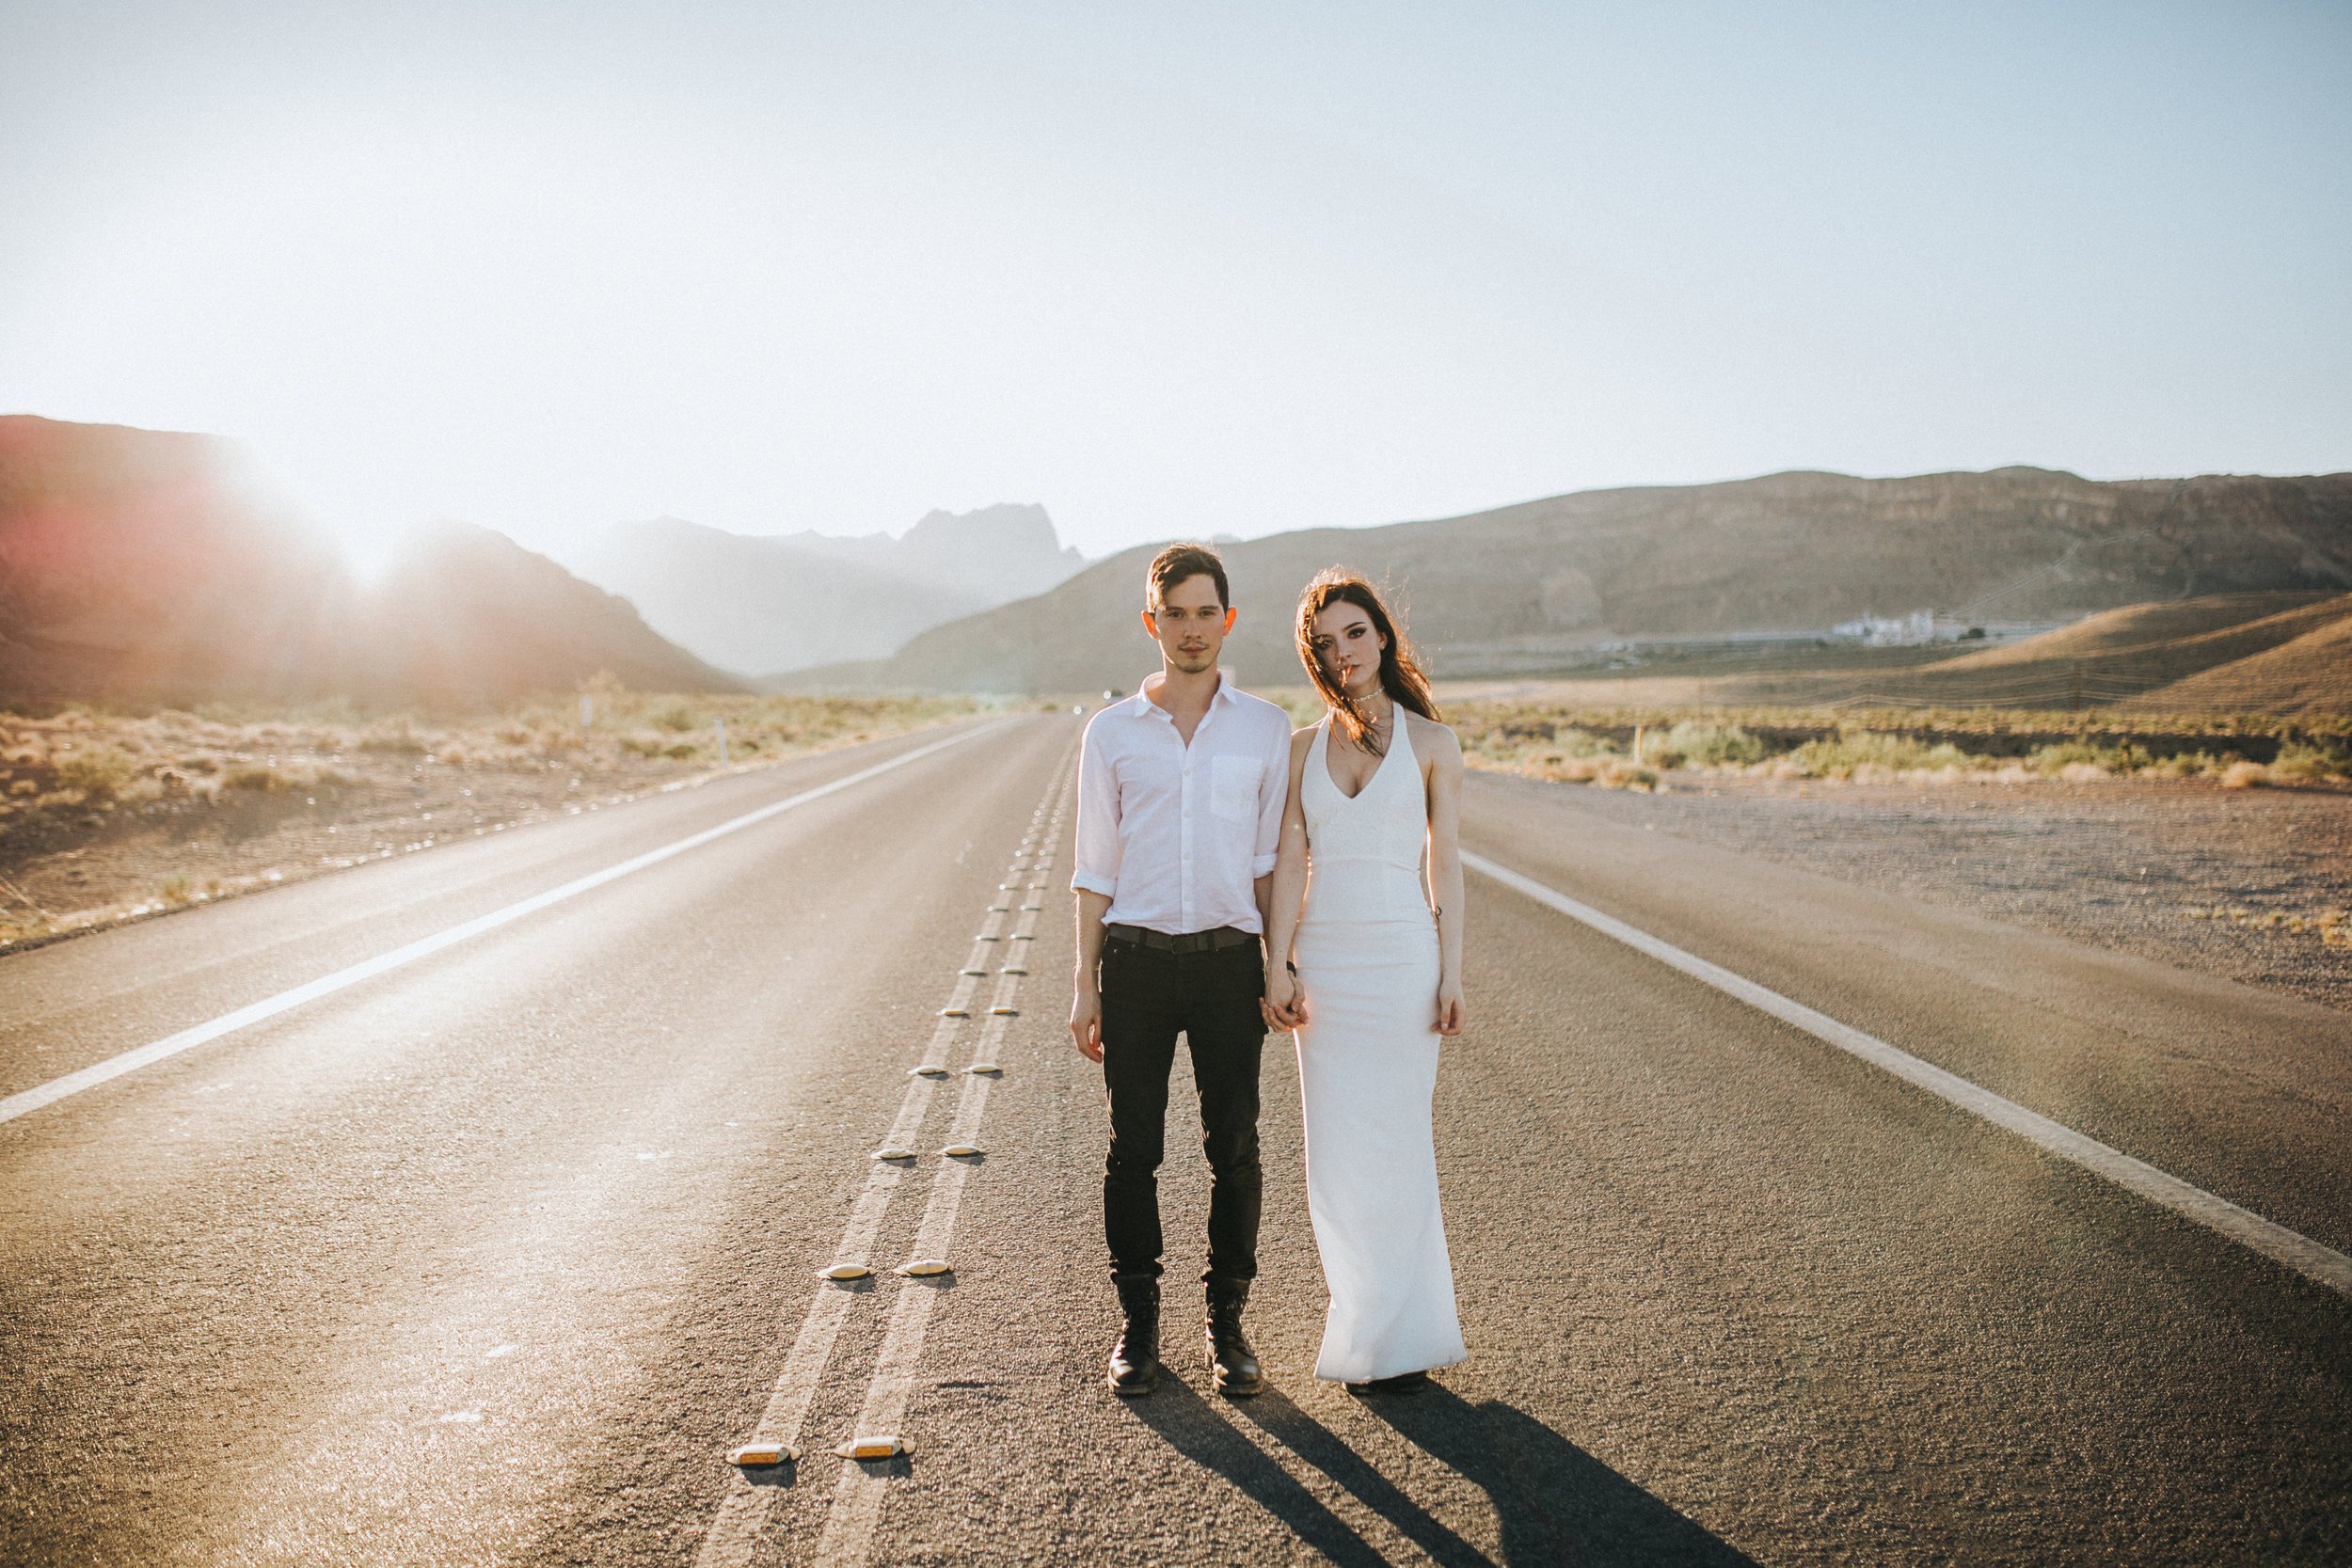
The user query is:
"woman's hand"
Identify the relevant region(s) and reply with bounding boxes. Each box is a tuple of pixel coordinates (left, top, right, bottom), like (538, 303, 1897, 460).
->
(1435, 976, 1466, 1037)
(1263, 965, 1308, 1031)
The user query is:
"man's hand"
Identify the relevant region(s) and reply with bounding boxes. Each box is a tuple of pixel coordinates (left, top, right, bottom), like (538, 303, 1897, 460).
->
(1071, 982, 1104, 1063)
(1262, 966, 1307, 1031)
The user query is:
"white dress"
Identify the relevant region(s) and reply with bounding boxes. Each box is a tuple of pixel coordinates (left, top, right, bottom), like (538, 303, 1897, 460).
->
(1293, 716, 1469, 1383)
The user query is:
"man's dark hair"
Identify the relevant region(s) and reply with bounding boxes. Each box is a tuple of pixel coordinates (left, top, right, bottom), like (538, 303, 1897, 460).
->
(1146, 542, 1230, 612)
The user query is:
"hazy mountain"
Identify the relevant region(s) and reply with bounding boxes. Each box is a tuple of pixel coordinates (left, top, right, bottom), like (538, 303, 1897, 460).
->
(564, 503, 1085, 675)
(776, 467, 2352, 694)
(0, 416, 739, 706)
(0, 416, 346, 703)
(348, 521, 740, 706)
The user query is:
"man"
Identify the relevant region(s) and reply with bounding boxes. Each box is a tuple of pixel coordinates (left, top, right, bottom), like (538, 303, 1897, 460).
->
(1069, 542, 1293, 1398)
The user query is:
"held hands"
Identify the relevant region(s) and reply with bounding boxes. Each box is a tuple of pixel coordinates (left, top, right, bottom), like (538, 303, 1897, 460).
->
(1262, 965, 1308, 1032)
(1070, 983, 1104, 1063)
(1435, 976, 1467, 1037)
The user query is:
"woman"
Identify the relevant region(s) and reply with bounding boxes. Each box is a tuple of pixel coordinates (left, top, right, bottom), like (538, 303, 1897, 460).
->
(1261, 569, 1469, 1393)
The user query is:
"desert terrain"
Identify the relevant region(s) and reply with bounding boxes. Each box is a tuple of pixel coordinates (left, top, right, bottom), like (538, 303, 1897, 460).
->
(0, 690, 984, 949)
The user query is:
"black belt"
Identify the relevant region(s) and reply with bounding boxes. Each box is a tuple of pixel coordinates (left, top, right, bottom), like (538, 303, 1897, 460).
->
(1104, 924, 1257, 955)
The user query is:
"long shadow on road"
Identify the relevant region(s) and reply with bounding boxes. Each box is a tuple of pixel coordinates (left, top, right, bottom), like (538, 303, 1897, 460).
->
(1367, 1387, 1758, 1567)
(1128, 1376, 1406, 1568)
(1131, 1375, 1754, 1566)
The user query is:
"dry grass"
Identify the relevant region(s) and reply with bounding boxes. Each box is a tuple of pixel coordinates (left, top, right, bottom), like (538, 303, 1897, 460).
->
(1431, 694, 2352, 791)
(1253, 682, 2352, 791)
(2183, 903, 2350, 949)
(0, 685, 986, 948)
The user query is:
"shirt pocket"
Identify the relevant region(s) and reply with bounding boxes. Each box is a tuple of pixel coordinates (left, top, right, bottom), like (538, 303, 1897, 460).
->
(1209, 754, 1263, 823)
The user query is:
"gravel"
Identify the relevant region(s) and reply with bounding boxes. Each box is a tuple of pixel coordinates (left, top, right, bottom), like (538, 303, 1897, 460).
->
(1531, 771, 2352, 1013)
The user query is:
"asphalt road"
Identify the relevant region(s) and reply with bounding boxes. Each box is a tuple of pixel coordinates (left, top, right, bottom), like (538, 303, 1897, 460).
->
(2, 712, 2346, 1566)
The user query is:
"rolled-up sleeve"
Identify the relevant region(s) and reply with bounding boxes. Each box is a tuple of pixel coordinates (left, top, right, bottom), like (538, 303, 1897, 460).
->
(1070, 716, 1121, 897)
(1250, 716, 1288, 878)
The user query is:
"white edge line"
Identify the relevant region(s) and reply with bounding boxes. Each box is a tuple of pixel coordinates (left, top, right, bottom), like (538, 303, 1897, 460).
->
(0, 722, 1003, 1129)
(1462, 849, 2352, 1301)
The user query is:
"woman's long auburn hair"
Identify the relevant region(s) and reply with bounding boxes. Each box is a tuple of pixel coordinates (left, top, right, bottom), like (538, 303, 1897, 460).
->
(1295, 569, 1439, 755)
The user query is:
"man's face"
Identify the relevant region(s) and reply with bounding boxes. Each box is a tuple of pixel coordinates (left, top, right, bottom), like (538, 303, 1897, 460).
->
(1143, 573, 1235, 676)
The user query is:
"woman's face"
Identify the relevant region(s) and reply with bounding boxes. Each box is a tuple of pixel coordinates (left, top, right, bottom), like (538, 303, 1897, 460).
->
(1311, 601, 1388, 701)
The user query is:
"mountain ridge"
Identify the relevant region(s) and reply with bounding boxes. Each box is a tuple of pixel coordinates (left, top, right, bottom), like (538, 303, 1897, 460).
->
(0, 415, 739, 707)
(561, 502, 1085, 675)
(771, 466, 2352, 694)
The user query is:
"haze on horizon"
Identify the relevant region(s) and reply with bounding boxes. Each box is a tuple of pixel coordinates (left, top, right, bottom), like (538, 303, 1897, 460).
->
(2, 1, 2346, 564)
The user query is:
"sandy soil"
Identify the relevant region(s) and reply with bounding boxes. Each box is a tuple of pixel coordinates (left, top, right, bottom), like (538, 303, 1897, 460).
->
(1524, 770, 2352, 1012)
(0, 704, 978, 950)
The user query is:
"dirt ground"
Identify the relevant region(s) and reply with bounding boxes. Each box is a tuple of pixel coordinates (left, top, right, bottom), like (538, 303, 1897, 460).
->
(9, 705, 2346, 1016)
(2, 750, 692, 943)
(0, 696, 981, 950)
(1524, 768, 2352, 1013)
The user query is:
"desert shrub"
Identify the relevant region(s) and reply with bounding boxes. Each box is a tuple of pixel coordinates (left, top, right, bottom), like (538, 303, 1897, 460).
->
(652, 703, 698, 734)
(1597, 760, 1659, 790)
(1550, 726, 1616, 758)
(2138, 751, 2219, 779)
(1657, 721, 1767, 768)
(358, 720, 427, 754)
(2219, 760, 2267, 789)
(1526, 754, 1601, 783)
(2026, 740, 2149, 776)
(55, 744, 141, 800)
(223, 763, 291, 793)
(1469, 722, 1615, 771)
(1788, 731, 1968, 778)
(2267, 741, 2352, 782)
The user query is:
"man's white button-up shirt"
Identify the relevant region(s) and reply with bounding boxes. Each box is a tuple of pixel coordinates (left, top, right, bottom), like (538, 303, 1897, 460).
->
(1070, 672, 1295, 936)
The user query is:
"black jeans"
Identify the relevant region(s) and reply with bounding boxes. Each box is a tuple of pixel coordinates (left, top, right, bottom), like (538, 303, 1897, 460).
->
(1099, 935, 1267, 1284)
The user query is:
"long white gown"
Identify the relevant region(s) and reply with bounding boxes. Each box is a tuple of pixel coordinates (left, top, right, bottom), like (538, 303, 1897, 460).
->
(1293, 715, 1469, 1383)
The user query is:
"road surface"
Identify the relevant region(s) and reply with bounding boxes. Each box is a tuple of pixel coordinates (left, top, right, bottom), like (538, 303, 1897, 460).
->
(3, 712, 2346, 1565)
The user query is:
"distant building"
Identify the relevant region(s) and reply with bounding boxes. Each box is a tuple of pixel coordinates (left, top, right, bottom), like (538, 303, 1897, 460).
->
(1831, 608, 1956, 646)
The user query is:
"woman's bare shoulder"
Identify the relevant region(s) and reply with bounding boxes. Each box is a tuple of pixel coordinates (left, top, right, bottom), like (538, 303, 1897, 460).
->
(1405, 710, 1463, 760)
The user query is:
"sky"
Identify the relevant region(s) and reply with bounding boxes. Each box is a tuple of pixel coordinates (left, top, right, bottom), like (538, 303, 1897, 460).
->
(3, 1, 2347, 562)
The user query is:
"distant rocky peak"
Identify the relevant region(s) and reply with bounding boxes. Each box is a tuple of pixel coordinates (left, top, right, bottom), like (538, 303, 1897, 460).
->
(901, 502, 1072, 556)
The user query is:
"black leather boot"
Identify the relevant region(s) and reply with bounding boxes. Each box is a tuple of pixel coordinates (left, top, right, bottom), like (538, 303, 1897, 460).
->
(1107, 1274, 1161, 1396)
(1205, 1275, 1263, 1397)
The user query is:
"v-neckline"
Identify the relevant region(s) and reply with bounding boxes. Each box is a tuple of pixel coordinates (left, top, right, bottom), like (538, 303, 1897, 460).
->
(1322, 714, 1398, 802)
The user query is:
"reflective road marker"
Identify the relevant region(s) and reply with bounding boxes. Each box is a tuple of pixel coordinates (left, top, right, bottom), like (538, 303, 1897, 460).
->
(806, 747, 1078, 1568)
(694, 726, 1079, 1568)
